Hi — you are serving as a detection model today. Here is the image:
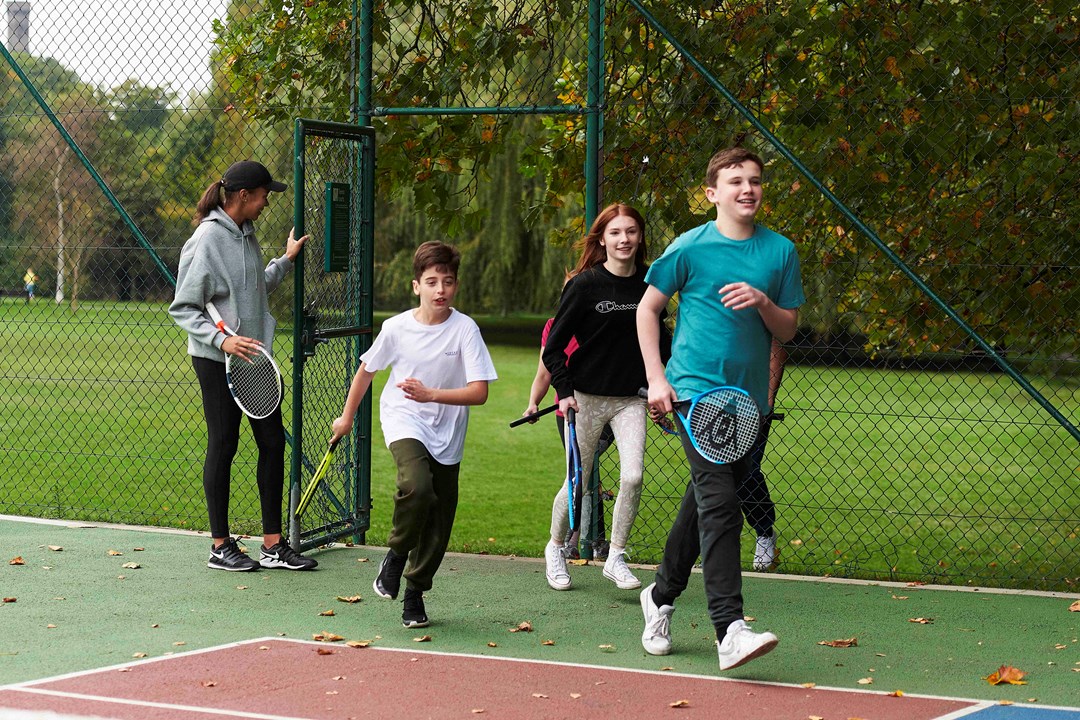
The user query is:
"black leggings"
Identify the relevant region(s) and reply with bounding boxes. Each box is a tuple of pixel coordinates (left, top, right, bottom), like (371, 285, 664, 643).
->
(192, 356, 286, 539)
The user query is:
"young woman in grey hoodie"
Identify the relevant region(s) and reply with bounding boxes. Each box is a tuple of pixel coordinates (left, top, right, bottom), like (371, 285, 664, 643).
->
(169, 160, 317, 572)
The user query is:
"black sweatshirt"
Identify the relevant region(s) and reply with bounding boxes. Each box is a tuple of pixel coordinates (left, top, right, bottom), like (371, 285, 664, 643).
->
(543, 264, 668, 399)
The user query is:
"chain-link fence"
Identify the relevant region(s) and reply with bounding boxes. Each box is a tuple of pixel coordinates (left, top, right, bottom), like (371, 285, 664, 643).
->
(0, 0, 1075, 590)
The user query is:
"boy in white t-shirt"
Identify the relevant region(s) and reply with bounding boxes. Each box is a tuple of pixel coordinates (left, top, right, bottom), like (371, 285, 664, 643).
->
(331, 241, 498, 628)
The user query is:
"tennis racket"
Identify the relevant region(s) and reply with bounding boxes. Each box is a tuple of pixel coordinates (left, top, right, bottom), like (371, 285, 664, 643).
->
(565, 407, 583, 531)
(509, 402, 558, 428)
(296, 438, 341, 518)
(639, 386, 762, 464)
(205, 301, 283, 419)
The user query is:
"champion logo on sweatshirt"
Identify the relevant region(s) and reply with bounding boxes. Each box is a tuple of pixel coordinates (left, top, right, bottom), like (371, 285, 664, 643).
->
(595, 300, 638, 313)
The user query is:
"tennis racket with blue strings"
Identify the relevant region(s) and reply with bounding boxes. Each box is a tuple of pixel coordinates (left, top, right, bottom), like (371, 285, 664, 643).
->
(640, 386, 762, 465)
(564, 407, 583, 531)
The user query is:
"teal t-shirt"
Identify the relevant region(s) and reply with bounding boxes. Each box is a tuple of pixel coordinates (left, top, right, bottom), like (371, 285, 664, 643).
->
(645, 221, 805, 412)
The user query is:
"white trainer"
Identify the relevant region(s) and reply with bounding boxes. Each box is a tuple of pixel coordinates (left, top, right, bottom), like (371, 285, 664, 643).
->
(640, 583, 674, 655)
(716, 619, 778, 671)
(545, 540, 572, 590)
(602, 552, 641, 589)
(753, 534, 777, 571)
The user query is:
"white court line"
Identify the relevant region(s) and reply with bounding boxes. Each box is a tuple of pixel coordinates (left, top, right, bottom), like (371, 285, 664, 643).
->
(4, 688, 315, 720)
(4, 636, 1078, 719)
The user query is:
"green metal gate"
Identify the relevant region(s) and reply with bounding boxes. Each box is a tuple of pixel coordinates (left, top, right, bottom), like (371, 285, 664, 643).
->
(288, 120, 376, 551)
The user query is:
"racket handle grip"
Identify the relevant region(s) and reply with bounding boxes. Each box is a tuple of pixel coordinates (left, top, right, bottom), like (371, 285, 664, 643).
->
(328, 437, 341, 451)
(566, 407, 575, 424)
(509, 402, 558, 428)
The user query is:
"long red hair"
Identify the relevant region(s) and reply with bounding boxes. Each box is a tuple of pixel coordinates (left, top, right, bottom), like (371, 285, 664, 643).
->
(567, 203, 647, 279)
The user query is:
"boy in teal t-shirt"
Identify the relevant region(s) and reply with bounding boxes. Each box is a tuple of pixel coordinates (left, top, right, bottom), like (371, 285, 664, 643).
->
(637, 147, 805, 672)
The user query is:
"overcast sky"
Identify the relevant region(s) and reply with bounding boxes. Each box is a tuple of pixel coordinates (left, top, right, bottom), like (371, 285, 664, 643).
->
(11, 0, 230, 100)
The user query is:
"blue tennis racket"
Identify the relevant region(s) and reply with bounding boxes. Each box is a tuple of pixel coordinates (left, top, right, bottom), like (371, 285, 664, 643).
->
(639, 386, 762, 464)
(565, 407, 583, 531)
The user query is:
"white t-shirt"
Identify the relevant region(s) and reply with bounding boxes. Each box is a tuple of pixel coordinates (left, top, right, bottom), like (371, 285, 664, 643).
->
(361, 308, 498, 465)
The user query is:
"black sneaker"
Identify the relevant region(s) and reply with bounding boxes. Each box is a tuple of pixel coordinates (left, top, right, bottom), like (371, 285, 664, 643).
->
(402, 588, 429, 628)
(260, 542, 318, 570)
(373, 549, 407, 599)
(208, 538, 259, 572)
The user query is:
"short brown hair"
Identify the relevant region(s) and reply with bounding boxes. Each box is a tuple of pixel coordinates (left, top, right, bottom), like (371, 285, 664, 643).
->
(706, 147, 764, 188)
(413, 241, 461, 280)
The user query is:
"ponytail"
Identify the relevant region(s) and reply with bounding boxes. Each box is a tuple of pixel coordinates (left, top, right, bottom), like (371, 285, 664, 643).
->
(193, 180, 225, 225)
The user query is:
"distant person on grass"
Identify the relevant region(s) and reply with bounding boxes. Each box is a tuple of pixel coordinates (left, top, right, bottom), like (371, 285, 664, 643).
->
(169, 160, 317, 573)
(23, 267, 38, 302)
(330, 241, 497, 629)
(637, 147, 804, 671)
(541, 203, 669, 592)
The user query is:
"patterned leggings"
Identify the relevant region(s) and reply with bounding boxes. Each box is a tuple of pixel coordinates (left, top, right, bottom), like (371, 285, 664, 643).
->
(550, 392, 647, 549)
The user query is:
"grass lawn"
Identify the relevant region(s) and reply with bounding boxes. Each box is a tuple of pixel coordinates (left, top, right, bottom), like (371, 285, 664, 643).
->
(1, 299, 1077, 590)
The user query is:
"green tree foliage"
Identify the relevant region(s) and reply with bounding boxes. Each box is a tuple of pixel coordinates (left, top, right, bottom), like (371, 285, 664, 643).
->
(214, 0, 1076, 356)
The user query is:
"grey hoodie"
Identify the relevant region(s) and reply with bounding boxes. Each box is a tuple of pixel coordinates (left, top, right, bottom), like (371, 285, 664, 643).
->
(169, 207, 293, 361)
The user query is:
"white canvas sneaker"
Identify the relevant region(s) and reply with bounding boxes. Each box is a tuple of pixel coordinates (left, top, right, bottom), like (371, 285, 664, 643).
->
(545, 540, 572, 590)
(640, 583, 674, 655)
(753, 534, 777, 571)
(602, 552, 641, 589)
(716, 619, 778, 671)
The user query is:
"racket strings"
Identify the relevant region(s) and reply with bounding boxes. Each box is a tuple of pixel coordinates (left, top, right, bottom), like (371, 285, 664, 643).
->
(228, 354, 283, 418)
(689, 391, 760, 464)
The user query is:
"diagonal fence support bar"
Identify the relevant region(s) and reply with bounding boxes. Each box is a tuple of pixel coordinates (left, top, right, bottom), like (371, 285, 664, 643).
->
(626, 0, 1078, 442)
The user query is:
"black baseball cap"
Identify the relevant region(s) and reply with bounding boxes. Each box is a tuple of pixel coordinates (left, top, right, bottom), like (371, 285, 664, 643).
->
(221, 160, 287, 193)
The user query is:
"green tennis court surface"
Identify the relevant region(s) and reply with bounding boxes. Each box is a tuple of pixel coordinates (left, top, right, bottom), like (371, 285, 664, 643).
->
(2, 516, 1077, 718)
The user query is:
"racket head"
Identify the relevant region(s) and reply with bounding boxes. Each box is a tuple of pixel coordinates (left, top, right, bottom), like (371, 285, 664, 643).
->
(681, 386, 761, 464)
(296, 438, 340, 518)
(224, 348, 284, 419)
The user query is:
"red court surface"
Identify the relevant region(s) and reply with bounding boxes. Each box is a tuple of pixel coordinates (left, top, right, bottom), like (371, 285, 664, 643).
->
(0, 637, 1074, 720)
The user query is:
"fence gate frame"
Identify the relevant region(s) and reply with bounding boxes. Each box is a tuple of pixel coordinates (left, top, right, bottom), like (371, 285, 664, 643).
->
(288, 119, 376, 551)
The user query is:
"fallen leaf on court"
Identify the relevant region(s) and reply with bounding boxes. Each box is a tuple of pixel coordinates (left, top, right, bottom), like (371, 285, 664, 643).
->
(414, 635, 432, 642)
(906, 581, 926, 587)
(1055, 644, 1067, 650)
(888, 690, 904, 697)
(570, 693, 582, 699)
(236, 586, 248, 591)
(117, 575, 126, 580)
(891, 595, 908, 600)
(471, 709, 485, 714)
(908, 617, 933, 624)
(313, 631, 343, 642)
(345, 640, 370, 648)
(173, 641, 186, 646)
(818, 638, 858, 648)
(332, 675, 345, 680)
(325, 690, 338, 695)
(108, 550, 123, 556)
(2, 598, 14, 603)
(1068, 600, 1080, 612)
(357, 557, 369, 563)
(999, 700, 1014, 705)
(809, 716, 824, 720)
(510, 621, 533, 633)
(336, 596, 362, 604)
(532, 693, 548, 699)
(743, 616, 756, 622)
(133, 652, 147, 658)
(46, 624, 56, 629)
(984, 665, 1027, 685)
(541, 639, 555, 646)
(569, 559, 588, 566)
(48, 545, 63, 552)
(595, 681, 606, 686)
(133, 547, 145, 551)
(202, 681, 217, 687)
(9, 557, 24, 565)
(258, 646, 270, 650)
(801, 683, 816, 688)
(661, 667, 674, 671)
(316, 648, 335, 655)
(121, 562, 141, 569)
(117, 668, 130, 673)
(669, 699, 689, 708)
(151, 624, 159, 628)
(487, 642, 497, 647)
(598, 644, 614, 652)
(857, 677, 874, 685)
(319, 610, 335, 617)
